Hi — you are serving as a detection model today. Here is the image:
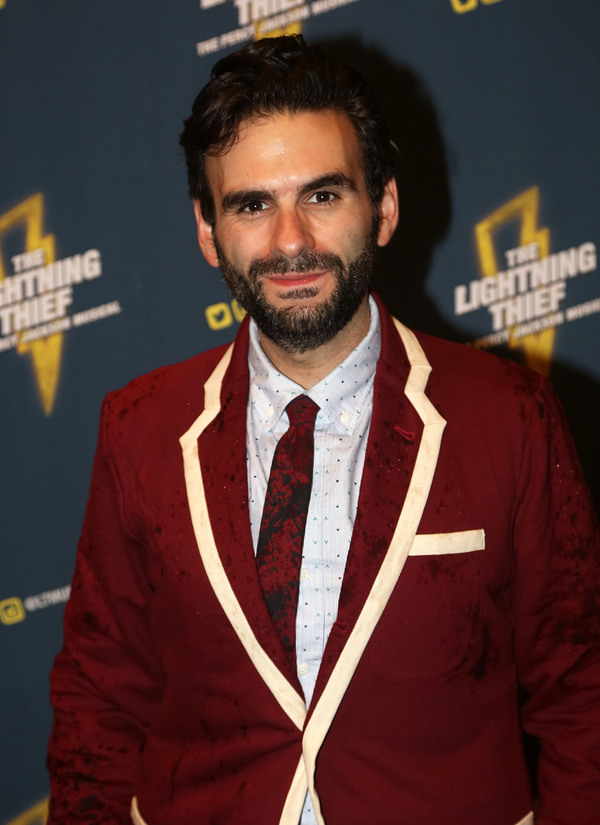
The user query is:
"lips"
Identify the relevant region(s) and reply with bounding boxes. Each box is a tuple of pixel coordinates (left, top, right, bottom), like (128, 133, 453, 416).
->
(267, 272, 324, 287)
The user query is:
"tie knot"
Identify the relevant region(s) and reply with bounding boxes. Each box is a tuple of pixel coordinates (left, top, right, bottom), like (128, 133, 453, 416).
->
(285, 395, 319, 429)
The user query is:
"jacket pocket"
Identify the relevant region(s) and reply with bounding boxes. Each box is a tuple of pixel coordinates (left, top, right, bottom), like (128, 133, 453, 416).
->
(367, 529, 485, 681)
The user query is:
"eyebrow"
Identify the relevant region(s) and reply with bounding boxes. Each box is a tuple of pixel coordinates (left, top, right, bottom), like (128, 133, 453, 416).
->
(220, 171, 358, 214)
(297, 172, 358, 197)
(221, 189, 272, 214)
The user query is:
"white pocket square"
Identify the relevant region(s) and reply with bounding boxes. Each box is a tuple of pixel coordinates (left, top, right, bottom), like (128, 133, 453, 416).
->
(409, 529, 485, 556)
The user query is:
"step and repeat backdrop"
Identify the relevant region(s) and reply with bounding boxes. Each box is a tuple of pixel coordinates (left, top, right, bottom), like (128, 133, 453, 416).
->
(1, 1, 598, 822)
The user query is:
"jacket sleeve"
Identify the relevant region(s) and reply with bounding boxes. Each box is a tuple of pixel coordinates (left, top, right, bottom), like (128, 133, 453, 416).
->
(512, 375, 600, 824)
(47, 395, 164, 824)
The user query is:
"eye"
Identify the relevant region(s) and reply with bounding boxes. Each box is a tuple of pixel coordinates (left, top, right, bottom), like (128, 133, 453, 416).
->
(240, 199, 269, 214)
(307, 190, 338, 205)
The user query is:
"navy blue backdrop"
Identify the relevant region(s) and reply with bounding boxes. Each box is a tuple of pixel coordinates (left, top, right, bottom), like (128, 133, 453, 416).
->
(1, 1, 598, 822)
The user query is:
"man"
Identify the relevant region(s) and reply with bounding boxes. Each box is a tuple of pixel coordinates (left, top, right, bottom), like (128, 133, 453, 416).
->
(48, 35, 600, 825)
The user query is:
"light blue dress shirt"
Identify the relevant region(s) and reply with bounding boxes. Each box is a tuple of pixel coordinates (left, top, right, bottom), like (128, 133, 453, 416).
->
(246, 296, 381, 825)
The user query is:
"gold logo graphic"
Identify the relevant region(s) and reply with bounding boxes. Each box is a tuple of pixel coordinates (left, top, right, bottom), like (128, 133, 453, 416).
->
(474, 186, 553, 374)
(450, 0, 503, 12)
(0, 597, 26, 625)
(0, 194, 61, 415)
(5, 798, 48, 825)
(205, 299, 246, 331)
(255, 17, 302, 39)
(197, 0, 305, 57)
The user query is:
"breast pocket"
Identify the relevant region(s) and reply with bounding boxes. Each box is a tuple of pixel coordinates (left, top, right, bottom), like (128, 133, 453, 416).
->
(367, 529, 485, 682)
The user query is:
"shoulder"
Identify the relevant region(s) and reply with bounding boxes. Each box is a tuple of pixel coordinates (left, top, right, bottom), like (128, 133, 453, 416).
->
(413, 329, 547, 397)
(407, 329, 564, 441)
(376, 295, 548, 408)
(106, 343, 231, 415)
(96, 340, 240, 453)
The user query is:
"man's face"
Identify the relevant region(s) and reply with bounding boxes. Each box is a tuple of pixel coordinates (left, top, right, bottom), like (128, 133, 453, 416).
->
(195, 110, 397, 353)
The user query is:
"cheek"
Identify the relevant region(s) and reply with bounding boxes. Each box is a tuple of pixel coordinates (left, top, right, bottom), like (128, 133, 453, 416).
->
(214, 230, 254, 272)
(325, 218, 370, 262)
(226, 224, 272, 268)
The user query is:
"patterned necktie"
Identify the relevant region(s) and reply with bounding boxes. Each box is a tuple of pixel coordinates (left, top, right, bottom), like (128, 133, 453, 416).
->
(256, 394, 319, 665)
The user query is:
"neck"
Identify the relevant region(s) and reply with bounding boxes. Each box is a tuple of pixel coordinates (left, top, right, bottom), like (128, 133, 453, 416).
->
(257, 296, 371, 389)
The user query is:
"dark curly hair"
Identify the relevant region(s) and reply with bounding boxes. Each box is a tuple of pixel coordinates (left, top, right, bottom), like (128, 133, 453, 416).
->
(180, 35, 397, 226)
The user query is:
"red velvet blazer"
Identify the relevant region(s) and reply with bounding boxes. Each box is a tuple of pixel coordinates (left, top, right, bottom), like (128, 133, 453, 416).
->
(48, 298, 600, 825)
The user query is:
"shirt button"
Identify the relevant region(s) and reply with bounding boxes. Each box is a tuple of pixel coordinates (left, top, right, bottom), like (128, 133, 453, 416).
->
(264, 404, 274, 417)
(298, 662, 309, 676)
(340, 412, 351, 424)
(300, 568, 309, 582)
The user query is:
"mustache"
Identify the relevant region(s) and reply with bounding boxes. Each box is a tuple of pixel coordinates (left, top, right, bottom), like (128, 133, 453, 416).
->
(248, 250, 344, 280)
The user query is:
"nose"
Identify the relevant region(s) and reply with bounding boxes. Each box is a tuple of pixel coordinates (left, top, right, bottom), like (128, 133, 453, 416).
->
(270, 207, 315, 258)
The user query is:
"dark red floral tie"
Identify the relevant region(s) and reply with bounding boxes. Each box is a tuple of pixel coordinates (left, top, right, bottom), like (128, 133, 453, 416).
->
(256, 395, 319, 665)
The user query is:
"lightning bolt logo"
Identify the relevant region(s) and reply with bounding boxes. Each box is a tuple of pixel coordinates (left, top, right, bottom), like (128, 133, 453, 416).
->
(475, 185, 554, 374)
(4, 798, 48, 825)
(0, 194, 62, 415)
(255, 18, 302, 38)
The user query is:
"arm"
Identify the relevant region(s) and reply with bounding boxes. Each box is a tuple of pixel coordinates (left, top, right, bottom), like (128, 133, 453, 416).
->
(512, 376, 600, 824)
(47, 396, 164, 824)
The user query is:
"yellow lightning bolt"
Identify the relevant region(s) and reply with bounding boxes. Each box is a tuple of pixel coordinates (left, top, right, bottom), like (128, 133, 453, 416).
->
(254, 12, 302, 39)
(255, 21, 302, 38)
(475, 185, 554, 375)
(4, 798, 48, 825)
(0, 193, 62, 415)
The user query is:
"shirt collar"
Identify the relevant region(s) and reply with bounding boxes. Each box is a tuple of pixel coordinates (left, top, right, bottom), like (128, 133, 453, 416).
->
(248, 295, 381, 436)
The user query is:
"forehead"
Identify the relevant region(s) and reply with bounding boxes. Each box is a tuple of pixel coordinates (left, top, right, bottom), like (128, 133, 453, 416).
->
(205, 109, 366, 198)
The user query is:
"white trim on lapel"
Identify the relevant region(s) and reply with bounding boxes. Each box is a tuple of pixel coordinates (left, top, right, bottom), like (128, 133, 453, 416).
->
(179, 343, 307, 734)
(302, 319, 447, 825)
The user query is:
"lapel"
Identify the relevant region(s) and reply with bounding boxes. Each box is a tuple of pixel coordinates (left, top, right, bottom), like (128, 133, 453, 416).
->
(302, 306, 447, 825)
(180, 319, 306, 734)
(310, 300, 425, 704)
(196, 319, 303, 692)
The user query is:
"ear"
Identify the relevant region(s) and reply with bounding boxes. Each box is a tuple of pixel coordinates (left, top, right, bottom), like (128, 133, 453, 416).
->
(375, 177, 399, 248)
(193, 200, 220, 268)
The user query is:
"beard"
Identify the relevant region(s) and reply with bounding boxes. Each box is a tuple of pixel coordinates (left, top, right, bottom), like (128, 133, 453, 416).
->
(213, 224, 378, 354)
